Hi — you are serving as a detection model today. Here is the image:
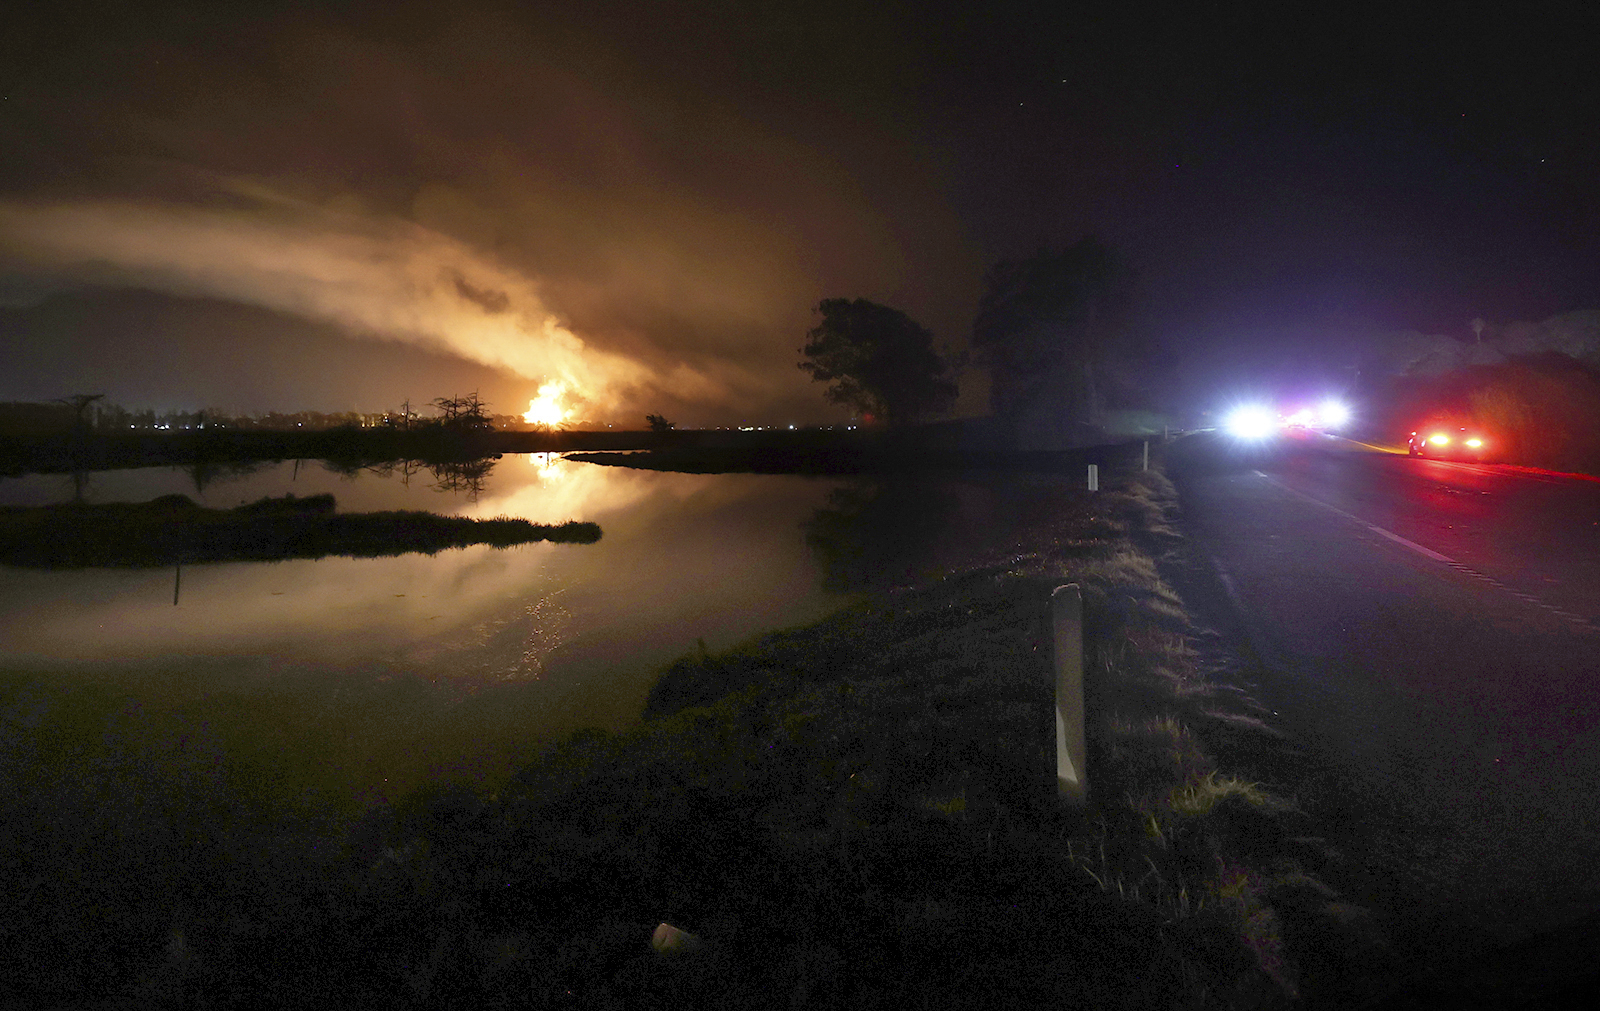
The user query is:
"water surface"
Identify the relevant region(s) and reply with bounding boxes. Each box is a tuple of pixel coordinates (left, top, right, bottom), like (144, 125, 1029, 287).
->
(0, 455, 852, 803)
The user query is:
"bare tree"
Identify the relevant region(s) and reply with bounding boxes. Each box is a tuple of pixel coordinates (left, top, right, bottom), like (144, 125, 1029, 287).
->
(55, 393, 105, 432)
(432, 391, 492, 430)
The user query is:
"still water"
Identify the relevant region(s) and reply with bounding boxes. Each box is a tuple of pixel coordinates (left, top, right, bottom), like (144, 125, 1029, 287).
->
(0, 455, 854, 805)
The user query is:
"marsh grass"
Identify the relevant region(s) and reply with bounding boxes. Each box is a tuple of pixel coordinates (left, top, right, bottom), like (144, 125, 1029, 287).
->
(0, 492, 600, 567)
(0, 677, 350, 1004)
(0, 459, 1364, 1007)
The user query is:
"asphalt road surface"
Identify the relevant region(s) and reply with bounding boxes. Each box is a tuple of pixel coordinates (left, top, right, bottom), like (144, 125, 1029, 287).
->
(1168, 431, 1600, 987)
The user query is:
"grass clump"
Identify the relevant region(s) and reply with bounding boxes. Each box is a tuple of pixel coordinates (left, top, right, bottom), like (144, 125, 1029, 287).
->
(1171, 772, 1274, 818)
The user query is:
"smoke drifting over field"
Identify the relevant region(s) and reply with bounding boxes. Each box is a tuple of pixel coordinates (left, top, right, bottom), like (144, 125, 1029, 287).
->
(1, 1, 1595, 419)
(0, 196, 635, 393)
(0, 3, 957, 421)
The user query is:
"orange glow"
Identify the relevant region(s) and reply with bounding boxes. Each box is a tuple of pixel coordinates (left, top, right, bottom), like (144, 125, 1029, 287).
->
(523, 382, 570, 427)
(526, 452, 566, 479)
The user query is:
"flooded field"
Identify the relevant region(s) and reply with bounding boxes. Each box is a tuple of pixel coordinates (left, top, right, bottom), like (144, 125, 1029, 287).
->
(0, 455, 854, 804)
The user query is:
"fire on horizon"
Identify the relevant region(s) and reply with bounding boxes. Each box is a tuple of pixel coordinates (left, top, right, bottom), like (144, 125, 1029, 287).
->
(523, 382, 572, 427)
(0, 3, 1594, 424)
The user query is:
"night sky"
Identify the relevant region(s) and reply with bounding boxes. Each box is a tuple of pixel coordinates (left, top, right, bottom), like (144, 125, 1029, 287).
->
(2, 1, 1595, 423)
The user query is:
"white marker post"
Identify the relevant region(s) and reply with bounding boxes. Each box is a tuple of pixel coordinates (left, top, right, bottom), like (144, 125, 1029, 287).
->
(1052, 583, 1087, 805)
(651, 922, 702, 955)
(1087, 463, 1099, 492)
(1142, 440, 1149, 471)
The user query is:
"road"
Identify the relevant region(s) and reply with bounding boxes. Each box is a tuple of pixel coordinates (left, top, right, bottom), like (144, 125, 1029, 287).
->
(1167, 431, 1600, 984)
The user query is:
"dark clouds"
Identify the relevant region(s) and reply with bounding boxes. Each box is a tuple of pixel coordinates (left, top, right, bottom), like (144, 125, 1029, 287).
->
(0, 288, 511, 415)
(1, 1, 1596, 419)
(1, 1, 975, 420)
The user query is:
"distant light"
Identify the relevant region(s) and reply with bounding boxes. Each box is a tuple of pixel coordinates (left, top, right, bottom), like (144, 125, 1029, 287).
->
(1429, 433, 1449, 445)
(1318, 399, 1351, 428)
(1465, 437, 1483, 448)
(788, 424, 795, 430)
(1223, 405, 1275, 440)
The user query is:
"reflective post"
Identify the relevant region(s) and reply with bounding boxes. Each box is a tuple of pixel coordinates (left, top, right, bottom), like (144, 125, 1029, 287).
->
(1087, 463, 1099, 492)
(1053, 583, 1086, 805)
(652, 922, 702, 955)
(1142, 440, 1149, 471)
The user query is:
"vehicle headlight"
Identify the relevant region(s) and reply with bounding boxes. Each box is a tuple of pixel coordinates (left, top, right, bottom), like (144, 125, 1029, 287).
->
(1318, 399, 1350, 428)
(1429, 434, 1450, 445)
(1224, 405, 1276, 439)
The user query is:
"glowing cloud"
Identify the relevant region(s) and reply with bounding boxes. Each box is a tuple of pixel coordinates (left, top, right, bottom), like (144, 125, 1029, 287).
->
(0, 192, 732, 415)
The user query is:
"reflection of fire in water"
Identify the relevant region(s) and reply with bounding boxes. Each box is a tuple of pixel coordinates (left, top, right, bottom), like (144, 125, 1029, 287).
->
(523, 382, 570, 427)
(526, 452, 566, 479)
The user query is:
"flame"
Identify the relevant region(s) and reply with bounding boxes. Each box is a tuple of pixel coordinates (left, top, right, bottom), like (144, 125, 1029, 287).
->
(523, 382, 570, 427)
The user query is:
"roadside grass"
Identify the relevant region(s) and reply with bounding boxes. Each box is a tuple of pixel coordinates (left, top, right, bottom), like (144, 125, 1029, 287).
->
(0, 678, 349, 1005)
(0, 463, 1377, 1007)
(340, 467, 1364, 1006)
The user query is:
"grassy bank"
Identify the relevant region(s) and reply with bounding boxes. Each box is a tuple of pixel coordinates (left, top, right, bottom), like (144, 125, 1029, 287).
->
(564, 441, 1149, 476)
(0, 464, 1378, 1008)
(0, 492, 600, 567)
(2, 422, 1154, 478)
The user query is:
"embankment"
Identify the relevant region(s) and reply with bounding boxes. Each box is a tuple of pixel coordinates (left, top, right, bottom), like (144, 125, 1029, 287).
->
(0, 460, 1383, 1007)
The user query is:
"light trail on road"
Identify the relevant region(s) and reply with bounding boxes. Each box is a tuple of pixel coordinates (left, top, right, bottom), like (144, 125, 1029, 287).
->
(1256, 470, 1600, 635)
(1168, 432, 1600, 980)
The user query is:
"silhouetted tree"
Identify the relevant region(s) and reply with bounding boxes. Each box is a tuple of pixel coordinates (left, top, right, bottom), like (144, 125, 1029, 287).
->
(430, 458, 496, 500)
(388, 399, 419, 429)
(798, 299, 956, 425)
(432, 392, 492, 430)
(55, 393, 105, 433)
(971, 237, 1130, 439)
(645, 414, 675, 433)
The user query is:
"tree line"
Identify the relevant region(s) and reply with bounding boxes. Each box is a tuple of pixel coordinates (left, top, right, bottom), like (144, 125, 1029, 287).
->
(797, 236, 1137, 438)
(0, 392, 522, 439)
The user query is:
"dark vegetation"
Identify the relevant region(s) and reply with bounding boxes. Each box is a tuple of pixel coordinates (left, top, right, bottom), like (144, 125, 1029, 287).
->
(0, 492, 600, 567)
(429, 391, 494, 431)
(0, 416, 958, 478)
(567, 439, 1150, 476)
(1376, 353, 1600, 472)
(973, 237, 1150, 446)
(0, 422, 509, 476)
(797, 298, 958, 426)
(791, 236, 1157, 441)
(0, 461, 1386, 1008)
(0, 388, 649, 477)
